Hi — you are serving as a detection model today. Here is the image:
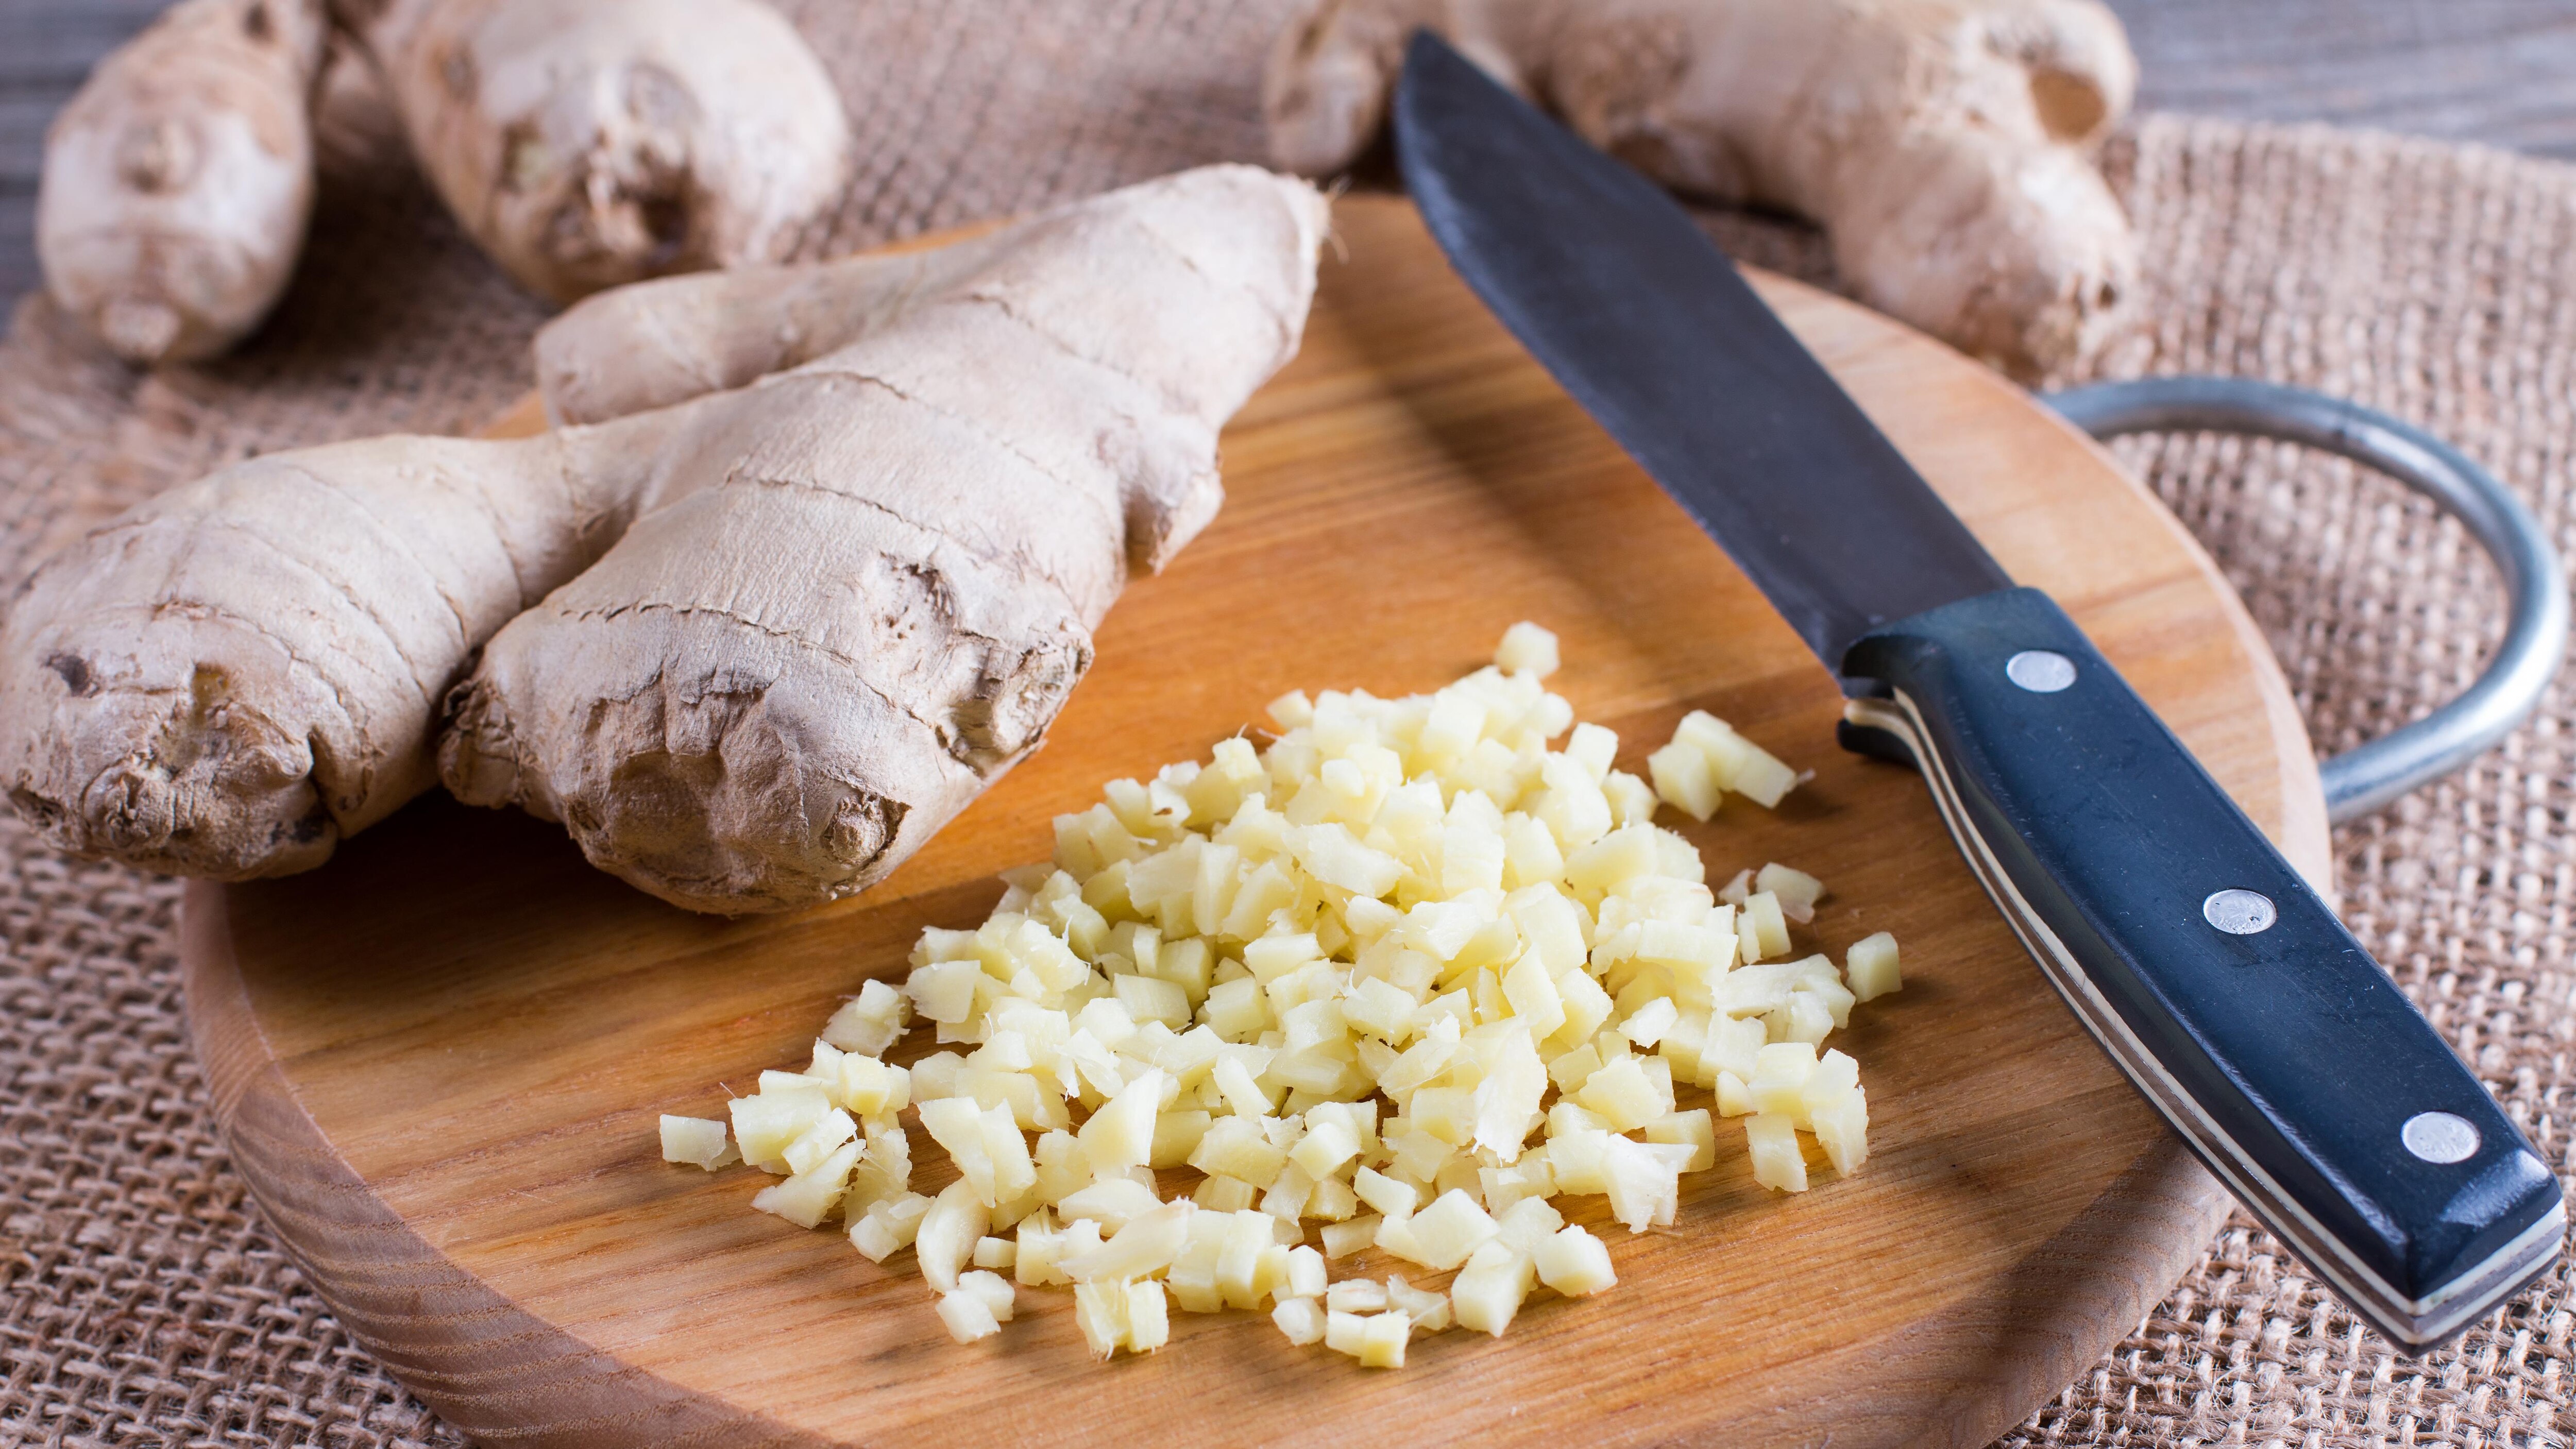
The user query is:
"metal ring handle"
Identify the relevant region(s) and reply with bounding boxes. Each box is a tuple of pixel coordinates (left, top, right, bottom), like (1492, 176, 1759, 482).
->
(2042, 376, 2568, 824)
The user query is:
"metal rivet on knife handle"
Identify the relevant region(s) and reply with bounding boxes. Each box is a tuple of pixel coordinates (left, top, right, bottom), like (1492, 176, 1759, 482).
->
(2402, 1112, 2482, 1164)
(2202, 889, 2278, 935)
(2006, 650, 2076, 693)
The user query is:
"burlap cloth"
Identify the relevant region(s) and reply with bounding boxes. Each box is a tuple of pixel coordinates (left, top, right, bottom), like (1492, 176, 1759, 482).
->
(4, 3, 2572, 1444)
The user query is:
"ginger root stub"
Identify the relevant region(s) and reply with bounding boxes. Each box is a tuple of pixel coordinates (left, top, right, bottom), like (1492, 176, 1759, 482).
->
(37, 0, 328, 364)
(1265, 0, 2140, 379)
(0, 167, 1325, 897)
(330, 0, 853, 303)
(442, 166, 1329, 912)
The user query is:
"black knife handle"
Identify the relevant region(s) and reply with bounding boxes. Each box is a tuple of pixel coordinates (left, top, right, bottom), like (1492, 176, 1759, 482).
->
(1837, 586, 2563, 1349)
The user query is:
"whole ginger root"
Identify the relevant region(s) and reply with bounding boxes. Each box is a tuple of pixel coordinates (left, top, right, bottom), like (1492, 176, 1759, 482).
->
(331, 0, 853, 303)
(443, 166, 1328, 912)
(0, 166, 1325, 903)
(1265, 0, 2139, 378)
(36, 0, 328, 363)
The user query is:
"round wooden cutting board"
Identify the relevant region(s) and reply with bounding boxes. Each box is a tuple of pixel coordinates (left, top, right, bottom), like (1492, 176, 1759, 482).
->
(183, 194, 2328, 1448)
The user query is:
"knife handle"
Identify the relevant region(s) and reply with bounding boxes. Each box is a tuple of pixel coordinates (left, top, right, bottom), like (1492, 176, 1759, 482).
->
(1837, 586, 2563, 1350)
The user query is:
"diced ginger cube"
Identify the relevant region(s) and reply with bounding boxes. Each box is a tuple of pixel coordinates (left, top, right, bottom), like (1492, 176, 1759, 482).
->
(1495, 621, 1561, 679)
(1113, 972, 1192, 1029)
(1727, 741, 1800, 809)
(1714, 1071, 1754, 1118)
(1603, 771, 1656, 827)
(728, 1087, 830, 1169)
(1289, 1116, 1361, 1180)
(916, 1181, 989, 1291)
(1451, 1241, 1536, 1336)
(1073, 1282, 1128, 1358)
(1078, 1068, 1164, 1174)
(1755, 863, 1824, 923)
(821, 979, 911, 1056)
(658, 1115, 733, 1170)
(1125, 1280, 1170, 1352)
(1646, 1108, 1718, 1172)
(1647, 739, 1722, 822)
(1600, 1136, 1692, 1232)
(1749, 1041, 1818, 1116)
(1745, 1113, 1808, 1193)
(1342, 976, 1419, 1043)
(1273, 1296, 1327, 1345)
(1193, 1174, 1258, 1213)
(849, 1191, 933, 1263)
(1325, 1278, 1389, 1314)
(1385, 1273, 1451, 1331)
(972, 1235, 1016, 1271)
(1387, 1189, 1498, 1271)
(1323, 1309, 1368, 1358)
(1533, 1225, 1616, 1297)
(750, 1139, 859, 1229)
(937, 1288, 1002, 1343)
(1286, 1245, 1328, 1300)
(1321, 1215, 1380, 1259)
(1743, 891, 1791, 959)
(1810, 1084, 1870, 1176)
(1847, 931, 1901, 1002)
(1357, 1310, 1410, 1368)
(1620, 997, 1680, 1049)
(958, 1269, 1015, 1322)
(1572, 1056, 1665, 1133)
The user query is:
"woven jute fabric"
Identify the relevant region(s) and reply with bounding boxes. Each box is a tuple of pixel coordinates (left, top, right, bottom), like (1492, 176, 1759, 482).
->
(3, 3, 2573, 1444)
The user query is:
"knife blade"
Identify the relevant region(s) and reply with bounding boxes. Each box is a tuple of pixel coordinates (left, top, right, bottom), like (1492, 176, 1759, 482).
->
(1394, 29, 2562, 1351)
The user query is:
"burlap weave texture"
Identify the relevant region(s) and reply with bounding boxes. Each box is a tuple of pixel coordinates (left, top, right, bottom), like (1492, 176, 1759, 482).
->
(3, 4, 2573, 1445)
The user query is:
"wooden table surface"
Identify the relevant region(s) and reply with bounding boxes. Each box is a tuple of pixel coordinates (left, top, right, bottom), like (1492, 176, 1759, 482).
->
(3, 0, 2574, 310)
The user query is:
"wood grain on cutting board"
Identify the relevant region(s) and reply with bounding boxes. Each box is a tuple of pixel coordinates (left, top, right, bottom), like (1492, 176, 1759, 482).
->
(184, 195, 2326, 1448)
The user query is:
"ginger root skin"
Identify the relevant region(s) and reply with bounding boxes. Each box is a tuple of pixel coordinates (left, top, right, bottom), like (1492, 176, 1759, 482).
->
(0, 408, 702, 880)
(36, 0, 327, 364)
(333, 0, 852, 303)
(1266, 0, 2140, 379)
(440, 166, 1329, 914)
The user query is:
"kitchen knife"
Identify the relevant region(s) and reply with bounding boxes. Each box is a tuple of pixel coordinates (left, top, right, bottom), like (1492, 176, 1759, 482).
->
(1394, 30, 2563, 1351)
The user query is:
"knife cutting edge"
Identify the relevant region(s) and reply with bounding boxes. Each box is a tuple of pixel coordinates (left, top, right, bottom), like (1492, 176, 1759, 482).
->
(1392, 30, 2563, 1350)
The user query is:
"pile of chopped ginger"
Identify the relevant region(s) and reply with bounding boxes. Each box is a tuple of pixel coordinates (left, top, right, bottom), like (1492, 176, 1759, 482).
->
(659, 622, 1902, 1365)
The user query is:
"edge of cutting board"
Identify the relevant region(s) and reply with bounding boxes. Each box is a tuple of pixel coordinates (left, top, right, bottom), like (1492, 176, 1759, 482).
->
(183, 193, 2324, 1448)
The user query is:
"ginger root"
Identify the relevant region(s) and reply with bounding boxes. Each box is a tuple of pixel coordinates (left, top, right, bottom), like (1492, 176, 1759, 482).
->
(1265, 0, 2139, 378)
(332, 0, 853, 302)
(36, 0, 328, 363)
(0, 166, 1325, 901)
(442, 165, 1328, 912)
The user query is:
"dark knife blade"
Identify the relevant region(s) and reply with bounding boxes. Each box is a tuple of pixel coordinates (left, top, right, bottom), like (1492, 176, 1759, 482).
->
(1391, 34, 2010, 674)
(1394, 29, 2563, 1352)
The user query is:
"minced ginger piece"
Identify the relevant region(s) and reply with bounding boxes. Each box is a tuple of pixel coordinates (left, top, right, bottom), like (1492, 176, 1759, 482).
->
(666, 624, 1904, 1366)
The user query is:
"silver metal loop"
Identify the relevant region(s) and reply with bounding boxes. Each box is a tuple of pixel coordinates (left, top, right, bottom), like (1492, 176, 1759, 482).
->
(2043, 376, 2568, 824)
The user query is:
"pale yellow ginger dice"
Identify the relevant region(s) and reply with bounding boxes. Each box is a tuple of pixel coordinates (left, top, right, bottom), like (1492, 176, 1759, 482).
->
(1061, 1199, 1193, 1282)
(1621, 997, 1680, 1049)
(849, 1191, 933, 1263)
(1355, 1310, 1411, 1368)
(1742, 891, 1791, 961)
(1286, 1245, 1329, 1300)
(1385, 1273, 1451, 1331)
(782, 1108, 857, 1178)
(1193, 1174, 1259, 1213)
(1601, 1136, 1694, 1232)
(728, 1085, 831, 1170)
(750, 1139, 859, 1229)
(1077, 1067, 1165, 1174)
(658, 1115, 734, 1170)
(1749, 1041, 1818, 1117)
(821, 980, 912, 1057)
(1647, 738, 1723, 822)
(1321, 1215, 1380, 1259)
(937, 1287, 1002, 1343)
(1073, 1282, 1129, 1358)
(916, 1181, 989, 1291)
(959, 1269, 1016, 1322)
(1325, 1278, 1389, 1314)
(1125, 1280, 1171, 1352)
(1755, 863, 1825, 924)
(1273, 1296, 1327, 1345)
(1573, 1056, 1667, 1133)
(1495, 621, 1561, 679)
(972, 1236, 1016, 1271)
(1847, 931, 1902, 1002)
(1646, 1108, 1718, 1172)
(1810, 1085, 1870, 1176)
(1745, 1113, 1809, 1193)
(1533, 1225, 1617, 1296)
(1452, 1240, 1537, 1336)
(1714, 1071, 1754, 1118)
(1380, 1189, 1498, 1271)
